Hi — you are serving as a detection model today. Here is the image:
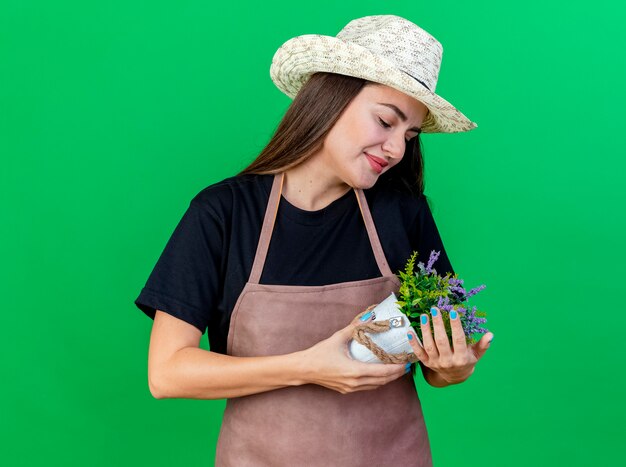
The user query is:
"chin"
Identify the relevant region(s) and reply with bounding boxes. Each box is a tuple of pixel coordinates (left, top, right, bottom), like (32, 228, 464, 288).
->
(350, 174, 380, 190)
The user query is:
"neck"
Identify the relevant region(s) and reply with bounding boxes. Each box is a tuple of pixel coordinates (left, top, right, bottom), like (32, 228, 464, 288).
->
(281, 157, 352, 211)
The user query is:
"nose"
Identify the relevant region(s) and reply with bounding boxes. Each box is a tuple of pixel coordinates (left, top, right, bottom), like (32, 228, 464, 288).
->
(381, 131, 406, 160)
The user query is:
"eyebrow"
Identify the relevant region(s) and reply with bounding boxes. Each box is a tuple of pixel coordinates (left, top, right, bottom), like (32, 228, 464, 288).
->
(377, 103, 422, 133)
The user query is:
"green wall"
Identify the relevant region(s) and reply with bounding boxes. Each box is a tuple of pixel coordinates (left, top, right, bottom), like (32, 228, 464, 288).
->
(2, 1, 625, 465)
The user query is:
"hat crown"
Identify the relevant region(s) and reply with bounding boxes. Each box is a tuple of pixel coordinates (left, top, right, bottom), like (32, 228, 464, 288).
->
(336, 15, 443, 93)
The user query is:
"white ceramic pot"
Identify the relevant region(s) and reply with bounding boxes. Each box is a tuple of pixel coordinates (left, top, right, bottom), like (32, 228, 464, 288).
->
(349, 292, 416, 363)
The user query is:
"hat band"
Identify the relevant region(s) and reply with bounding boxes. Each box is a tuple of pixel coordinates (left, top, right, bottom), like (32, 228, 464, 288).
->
(401, 70, 431, 91)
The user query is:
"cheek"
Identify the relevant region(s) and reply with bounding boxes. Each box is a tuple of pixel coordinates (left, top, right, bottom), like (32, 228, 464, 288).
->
(348, 115, 384, 145)
(325, 115, 384, 165)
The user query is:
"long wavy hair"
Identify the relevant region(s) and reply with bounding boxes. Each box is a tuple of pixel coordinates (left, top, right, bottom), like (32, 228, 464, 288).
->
(238, 72, 426, 198)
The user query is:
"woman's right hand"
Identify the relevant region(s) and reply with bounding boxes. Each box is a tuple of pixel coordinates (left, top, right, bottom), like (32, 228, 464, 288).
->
(299, 314, 409, 394)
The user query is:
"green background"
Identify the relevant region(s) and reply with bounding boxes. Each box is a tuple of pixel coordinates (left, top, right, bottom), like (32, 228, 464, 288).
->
(2, 0, 625, 465)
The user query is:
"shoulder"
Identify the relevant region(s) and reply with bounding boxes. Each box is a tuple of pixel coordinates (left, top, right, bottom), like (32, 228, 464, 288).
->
(189, 173, 274, 216)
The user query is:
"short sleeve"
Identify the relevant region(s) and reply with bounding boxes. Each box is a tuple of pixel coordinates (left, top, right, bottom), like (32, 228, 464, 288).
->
(134, 199, 224, 333)
(410, 196, 456, 277)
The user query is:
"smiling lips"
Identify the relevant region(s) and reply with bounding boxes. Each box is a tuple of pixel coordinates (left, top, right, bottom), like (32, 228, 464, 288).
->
(364, 153, 388, 174)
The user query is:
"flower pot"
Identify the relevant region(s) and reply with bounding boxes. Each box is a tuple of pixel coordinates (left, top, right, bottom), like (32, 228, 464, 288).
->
(349, 293, 416, 363)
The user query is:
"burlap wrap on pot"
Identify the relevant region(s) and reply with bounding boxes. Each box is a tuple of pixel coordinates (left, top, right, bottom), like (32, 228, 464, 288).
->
(350, 293, 419, 364)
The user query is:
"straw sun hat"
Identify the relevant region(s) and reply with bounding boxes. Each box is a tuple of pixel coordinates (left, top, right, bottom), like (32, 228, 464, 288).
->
(270, 15, 477, 133)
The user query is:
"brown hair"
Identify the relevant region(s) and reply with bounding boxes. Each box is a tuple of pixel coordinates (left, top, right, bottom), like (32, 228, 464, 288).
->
(238, 72, 426, 198)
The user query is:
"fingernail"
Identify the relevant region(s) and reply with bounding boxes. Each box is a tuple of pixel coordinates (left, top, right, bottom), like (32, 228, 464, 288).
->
(450, 310, 457, 320)
(430, 307, 438, 317)
(489, 335, 494, 345)
(404, 363, 411, 374)
(360, 311, 372, 321)
(420, 315, 428, 325)
(407, 333, 413, 340)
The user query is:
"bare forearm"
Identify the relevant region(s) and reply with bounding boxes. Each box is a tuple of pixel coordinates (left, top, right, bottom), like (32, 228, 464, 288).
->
(151, 347, 307, 400)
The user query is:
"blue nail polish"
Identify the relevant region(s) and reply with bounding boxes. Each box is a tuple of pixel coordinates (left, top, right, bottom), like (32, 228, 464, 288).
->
(407, 333, 413, 341)
(450, 310, 457, 320)
(405, 363, 411, 374)
(360, 311, 372, 321)
(420, 315, 428, 325)
(430, 307, 438, 317)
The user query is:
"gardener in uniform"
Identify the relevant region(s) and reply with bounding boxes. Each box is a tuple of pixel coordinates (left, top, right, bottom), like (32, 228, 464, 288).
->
(135, 15, 493, 466)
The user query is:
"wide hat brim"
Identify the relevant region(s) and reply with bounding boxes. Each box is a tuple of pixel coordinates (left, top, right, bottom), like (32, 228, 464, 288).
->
(270, 34, 477, 134)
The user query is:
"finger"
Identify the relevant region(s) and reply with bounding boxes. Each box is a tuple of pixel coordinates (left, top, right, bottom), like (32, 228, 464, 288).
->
(351, 308, 376, 326)
(471, 332, 494, 361)
(449, 309, 468, 354)
(354, 375, 409, 392)
(429, 306, 452, 357)
(355, 369, 407, 389)
(353, 361, 405, 378)
(407, 330, 428, 363)
(419, 313, 439, 359)
(337, 310, 375, 341)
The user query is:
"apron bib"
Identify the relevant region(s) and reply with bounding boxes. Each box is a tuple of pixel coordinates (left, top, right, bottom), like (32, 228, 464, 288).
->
(215, 173, 432, 467)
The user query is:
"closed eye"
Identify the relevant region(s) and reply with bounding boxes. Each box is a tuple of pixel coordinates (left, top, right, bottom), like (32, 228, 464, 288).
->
(379, 117, 420, 142)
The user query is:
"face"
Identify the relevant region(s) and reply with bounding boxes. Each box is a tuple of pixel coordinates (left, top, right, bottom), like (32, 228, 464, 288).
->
(317, 83, 430, 189)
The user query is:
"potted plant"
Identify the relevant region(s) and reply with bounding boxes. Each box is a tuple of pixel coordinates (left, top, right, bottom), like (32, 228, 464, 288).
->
(349, 250, 489, 363)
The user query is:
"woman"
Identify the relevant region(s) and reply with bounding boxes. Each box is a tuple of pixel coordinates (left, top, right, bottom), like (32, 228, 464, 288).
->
(135, 15, 493, 466)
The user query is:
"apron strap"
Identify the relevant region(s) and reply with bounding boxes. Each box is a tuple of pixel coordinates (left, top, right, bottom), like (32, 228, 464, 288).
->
(249, 172, 394, 284)
(354, 188, 395, 277)
(249, 172, 285, 284)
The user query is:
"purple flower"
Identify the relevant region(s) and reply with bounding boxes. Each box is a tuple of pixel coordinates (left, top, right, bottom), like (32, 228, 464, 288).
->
(465, 284, 486, 299)
(426, 250, 440, 274)
(460, 305, 489, 336)
(436, 296, 454, 312)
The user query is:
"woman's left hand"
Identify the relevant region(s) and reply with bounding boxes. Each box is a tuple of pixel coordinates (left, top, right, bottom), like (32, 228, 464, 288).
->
(407, 306, 493, 386)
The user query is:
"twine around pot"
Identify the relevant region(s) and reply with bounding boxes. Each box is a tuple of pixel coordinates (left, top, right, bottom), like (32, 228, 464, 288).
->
(353, 305, 419, 364)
